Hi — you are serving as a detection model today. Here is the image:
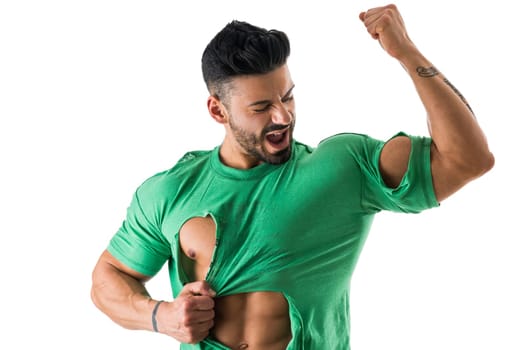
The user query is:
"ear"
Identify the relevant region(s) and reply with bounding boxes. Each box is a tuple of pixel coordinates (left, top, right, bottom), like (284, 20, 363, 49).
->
(207, 95, 228, 124)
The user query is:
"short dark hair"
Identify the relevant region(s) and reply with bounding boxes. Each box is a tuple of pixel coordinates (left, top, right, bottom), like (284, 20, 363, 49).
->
(201, 20, 290, 99)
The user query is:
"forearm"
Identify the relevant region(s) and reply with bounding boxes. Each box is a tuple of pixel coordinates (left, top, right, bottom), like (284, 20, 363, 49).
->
(399, 48, 493, 173)
(91, 256, 157, 331)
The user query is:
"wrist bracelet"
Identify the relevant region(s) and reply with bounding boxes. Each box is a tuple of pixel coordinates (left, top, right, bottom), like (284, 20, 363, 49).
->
(152, 300, 164, 332)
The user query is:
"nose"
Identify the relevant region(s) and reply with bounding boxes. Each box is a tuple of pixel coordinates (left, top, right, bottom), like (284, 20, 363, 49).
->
(271, 104, 292, 125)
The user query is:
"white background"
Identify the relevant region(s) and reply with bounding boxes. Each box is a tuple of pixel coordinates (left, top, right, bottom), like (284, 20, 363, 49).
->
(1, 0, 523, 349)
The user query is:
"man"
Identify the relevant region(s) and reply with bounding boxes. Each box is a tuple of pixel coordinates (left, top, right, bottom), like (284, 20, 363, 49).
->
(91, 4, 494, 349)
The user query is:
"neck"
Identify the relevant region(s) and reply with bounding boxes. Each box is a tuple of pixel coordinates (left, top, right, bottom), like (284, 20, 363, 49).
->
(219, 139, 261, 169)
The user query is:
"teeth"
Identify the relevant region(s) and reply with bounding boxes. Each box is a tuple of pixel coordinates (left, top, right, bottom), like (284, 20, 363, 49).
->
(267, 129, 286, 136)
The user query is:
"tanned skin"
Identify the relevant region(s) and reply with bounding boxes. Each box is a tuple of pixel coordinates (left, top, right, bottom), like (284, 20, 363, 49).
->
(91, 4, 494, 349)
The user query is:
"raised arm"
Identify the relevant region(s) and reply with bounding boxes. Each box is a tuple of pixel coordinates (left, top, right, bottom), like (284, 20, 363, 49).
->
(359, 4, 494, 202)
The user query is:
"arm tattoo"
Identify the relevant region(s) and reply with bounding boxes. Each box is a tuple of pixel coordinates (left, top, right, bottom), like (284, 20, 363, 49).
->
(443, 78, 474, 115)
(416, 66, 475, 116)
(416, 66, 439, 77)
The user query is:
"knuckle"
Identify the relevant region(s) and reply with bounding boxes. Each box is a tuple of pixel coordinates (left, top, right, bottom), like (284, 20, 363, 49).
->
(181, 299, 193, 312)
(194, 280, 207, 290)
(180, 314, 192, 326)
(386, 4, 396, 10)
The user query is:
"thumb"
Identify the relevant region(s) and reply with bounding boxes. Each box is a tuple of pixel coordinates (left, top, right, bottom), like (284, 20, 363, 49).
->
(181, 281, 217, 297)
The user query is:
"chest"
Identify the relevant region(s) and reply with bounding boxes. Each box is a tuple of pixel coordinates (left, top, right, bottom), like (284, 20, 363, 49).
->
(162, 167, 368, 294)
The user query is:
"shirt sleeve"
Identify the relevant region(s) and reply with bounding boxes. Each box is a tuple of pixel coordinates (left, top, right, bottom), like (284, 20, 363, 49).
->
(107, 179, 172, 277)
(360, 131, 439, 213)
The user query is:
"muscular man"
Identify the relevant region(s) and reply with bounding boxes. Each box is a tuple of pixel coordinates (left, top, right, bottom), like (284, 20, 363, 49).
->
(91, 4, 494, 349)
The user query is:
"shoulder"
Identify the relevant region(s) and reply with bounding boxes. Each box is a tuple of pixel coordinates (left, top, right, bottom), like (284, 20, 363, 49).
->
(174, 150, 213, 165)
(137, 149, 214, 199)
(319, 132, 379, 148)
(316, 132, 383, 159)
(292, 134, 378, 158)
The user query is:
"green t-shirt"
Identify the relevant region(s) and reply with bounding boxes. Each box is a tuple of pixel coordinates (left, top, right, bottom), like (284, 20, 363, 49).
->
(108, 132, 439, 349)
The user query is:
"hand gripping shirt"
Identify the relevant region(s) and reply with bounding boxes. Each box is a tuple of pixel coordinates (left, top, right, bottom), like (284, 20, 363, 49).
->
(108, 132, 439, 349)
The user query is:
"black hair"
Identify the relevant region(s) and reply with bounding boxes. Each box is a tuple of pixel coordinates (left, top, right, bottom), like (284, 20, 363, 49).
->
(201, 20, 290, 99)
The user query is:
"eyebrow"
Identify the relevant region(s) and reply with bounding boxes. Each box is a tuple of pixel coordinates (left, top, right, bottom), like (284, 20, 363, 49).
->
(248, 84, 295, 107)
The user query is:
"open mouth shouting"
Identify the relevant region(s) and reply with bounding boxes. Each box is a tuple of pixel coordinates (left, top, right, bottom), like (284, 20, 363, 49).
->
(265, 127, 291, 152)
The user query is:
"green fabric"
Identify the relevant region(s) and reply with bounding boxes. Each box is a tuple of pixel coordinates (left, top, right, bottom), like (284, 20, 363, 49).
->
(108, 132, 438, 349)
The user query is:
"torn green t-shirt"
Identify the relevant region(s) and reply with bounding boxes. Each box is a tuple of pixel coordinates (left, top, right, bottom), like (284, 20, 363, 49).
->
(108, 132, 439, 349)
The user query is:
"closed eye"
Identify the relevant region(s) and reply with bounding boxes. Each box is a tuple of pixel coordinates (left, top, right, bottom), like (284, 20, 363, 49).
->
(250, 85, 295, 113)
(283, 95, 294, 103)
(253, 104, 271, 113)
(254, 96, 293, 113)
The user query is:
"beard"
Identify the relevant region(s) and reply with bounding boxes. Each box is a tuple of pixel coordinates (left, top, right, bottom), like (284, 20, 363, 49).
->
(228, 116, 295, 165)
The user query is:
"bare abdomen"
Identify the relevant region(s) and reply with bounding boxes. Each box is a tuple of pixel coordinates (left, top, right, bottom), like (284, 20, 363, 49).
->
(211, 292, 292, 350)
(178, 217, 292, 349)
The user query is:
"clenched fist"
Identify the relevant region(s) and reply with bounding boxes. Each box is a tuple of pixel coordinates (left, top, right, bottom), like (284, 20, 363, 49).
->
(155, 281, 216, 344)
(359, 4, 417, 60)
